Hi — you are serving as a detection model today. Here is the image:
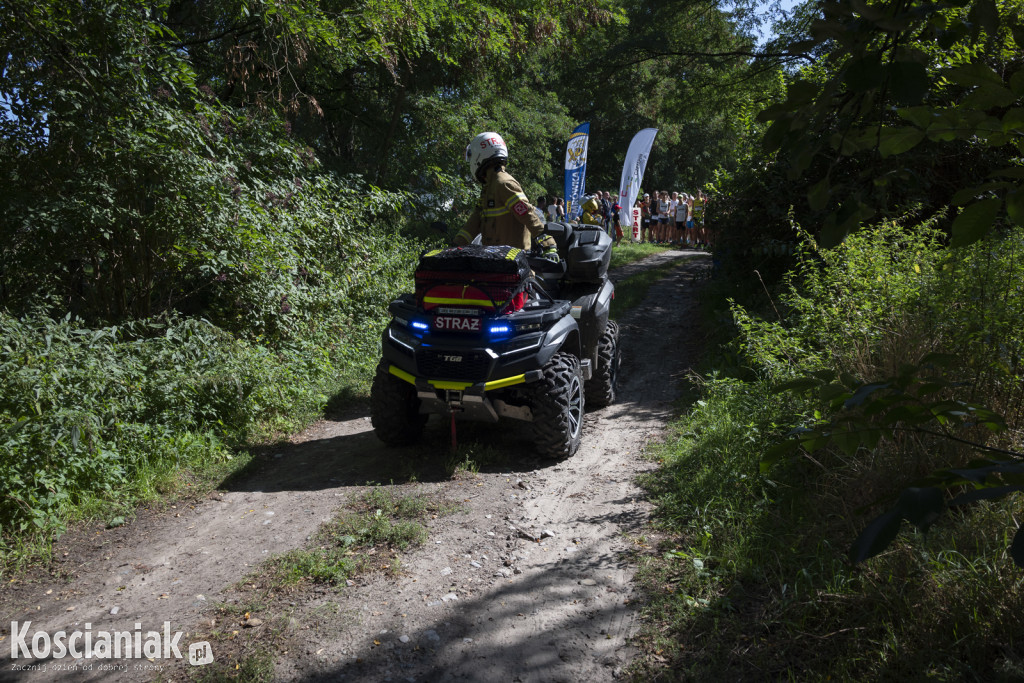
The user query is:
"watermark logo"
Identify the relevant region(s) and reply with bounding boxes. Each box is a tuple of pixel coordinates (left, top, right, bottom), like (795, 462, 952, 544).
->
(188, 641, 214, 666)
(9, 621, 212, 666)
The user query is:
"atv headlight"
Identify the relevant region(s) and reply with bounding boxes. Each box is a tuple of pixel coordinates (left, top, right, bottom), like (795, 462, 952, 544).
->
(392, 316, 429, 336)
(388, 326, 420, 351)
(503, 333, 542, 354)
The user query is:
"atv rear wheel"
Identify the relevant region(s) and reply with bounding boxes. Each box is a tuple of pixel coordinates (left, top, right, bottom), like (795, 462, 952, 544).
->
(528, 352, 584, 459)
(585, 320, 620, 408)
(370, 360, 427, 446)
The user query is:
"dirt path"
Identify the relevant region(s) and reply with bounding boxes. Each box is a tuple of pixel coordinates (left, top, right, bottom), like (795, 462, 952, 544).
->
(1, 251, 710, 683)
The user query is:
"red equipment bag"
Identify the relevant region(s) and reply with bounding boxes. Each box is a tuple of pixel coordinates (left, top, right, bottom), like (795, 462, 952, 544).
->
(415, 245, 531, 314)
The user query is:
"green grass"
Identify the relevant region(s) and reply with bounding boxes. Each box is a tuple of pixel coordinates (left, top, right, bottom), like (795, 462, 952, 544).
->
(610, 259, 686, 318)
(261, 487, 453, 589)
(440, 442, 510, 477)
(609, 241, 672, 271)
(630, 374, 1024, 681)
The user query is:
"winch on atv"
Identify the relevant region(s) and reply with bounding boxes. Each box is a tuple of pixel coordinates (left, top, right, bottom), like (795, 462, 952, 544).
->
(370, 222, 620, 459)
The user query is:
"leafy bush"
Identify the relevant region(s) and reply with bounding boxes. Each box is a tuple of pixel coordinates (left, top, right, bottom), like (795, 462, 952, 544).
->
(0, 216, 426, 566)
(0, 0, 439, 570)
(734, 217, 1024, 520)
(636, 218, 1024, 679)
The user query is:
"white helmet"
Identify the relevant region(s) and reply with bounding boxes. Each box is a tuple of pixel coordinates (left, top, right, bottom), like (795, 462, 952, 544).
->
(466, 132, 508, 182)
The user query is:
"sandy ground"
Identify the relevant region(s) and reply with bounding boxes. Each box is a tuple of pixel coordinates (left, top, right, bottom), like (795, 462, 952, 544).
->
(0, 250, 710, 683)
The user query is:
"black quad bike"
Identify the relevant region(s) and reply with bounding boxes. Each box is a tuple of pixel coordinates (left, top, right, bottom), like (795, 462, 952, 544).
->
(370, 222, 620, 459)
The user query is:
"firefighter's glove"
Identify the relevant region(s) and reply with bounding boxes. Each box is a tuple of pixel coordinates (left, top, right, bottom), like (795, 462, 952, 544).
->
(535, 234, 560, 263)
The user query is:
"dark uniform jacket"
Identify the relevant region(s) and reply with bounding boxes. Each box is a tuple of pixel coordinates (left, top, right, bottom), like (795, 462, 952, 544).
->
(456, 167, 548, 251)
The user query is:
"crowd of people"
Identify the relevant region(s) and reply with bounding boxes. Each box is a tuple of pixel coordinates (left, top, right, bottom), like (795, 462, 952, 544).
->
(634, 189, 710, 249)
(533, 189, 712, 250)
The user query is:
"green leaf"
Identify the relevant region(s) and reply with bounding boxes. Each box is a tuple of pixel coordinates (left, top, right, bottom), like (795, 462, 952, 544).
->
(844, 382, 891, 409)
(863, 395, 900, 417)
(808, 177, 830, 212)
(831, 127, 873, 155)
(937, 20, 969, 49)
(896, 487, 943, 530)
(926, 110, 961, 142)
(947, 61, 1003, 88)
(962, 85, 1018, 110)
(878, 127, 925, 157)
(967, 0, 1000, 36)
(756, 102, 792, 123)
(761, 440, 798, 473)
(1003, 108, 1024, 134)
(884, 404, 931, 425)
(820, 202, 875, 247)
(849, 508, 903, 564)
(897, 106, 934, 128)
(802, 435, 832, 452)
(762, 116, 794, 153)
(987, 167, 1024, 180)
(786, 79, 820, 105)
(820, 382, 849, 402)
(888, 61, 930, 105)
(951, 182, 1011, 206)
(1011, 69, 1024, 96)
(789, 146, 817, 179)
(859, 428, 885, 450)
(915, 382, 948, 397)
(832, 429, 862, 456)
(1011, 23, 1024, 49)
(876, 10, 916, 32)
(5, 418, 32, 437)
(951, 198, 1001, 247)
(1007, 188, 1024, 225)
(844, 56, 884, 91)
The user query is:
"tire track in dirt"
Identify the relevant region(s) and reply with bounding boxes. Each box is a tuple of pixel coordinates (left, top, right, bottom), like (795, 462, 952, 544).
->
(0, 250, 710, 683)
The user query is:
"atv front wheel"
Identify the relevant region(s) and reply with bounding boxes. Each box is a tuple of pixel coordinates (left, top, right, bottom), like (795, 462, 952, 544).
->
(585, 320, 620, 408)
(370, 360, 427, 446)
(528, 352, 584, 459)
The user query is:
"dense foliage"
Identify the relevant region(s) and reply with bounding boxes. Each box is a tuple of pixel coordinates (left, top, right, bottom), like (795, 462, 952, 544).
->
(632, 0, 1024, 678)
(4, 0, 1023, 676)
(639, 222, 1024, 679)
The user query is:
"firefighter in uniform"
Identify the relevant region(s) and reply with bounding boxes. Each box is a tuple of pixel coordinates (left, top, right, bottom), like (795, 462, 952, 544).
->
(454, 132, 559, 262)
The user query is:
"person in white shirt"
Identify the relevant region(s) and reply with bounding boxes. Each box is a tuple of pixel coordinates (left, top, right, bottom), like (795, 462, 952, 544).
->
(658, 192, 671, 244)
(546, 195, 559, 221)
(674, 192, 689, 247)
